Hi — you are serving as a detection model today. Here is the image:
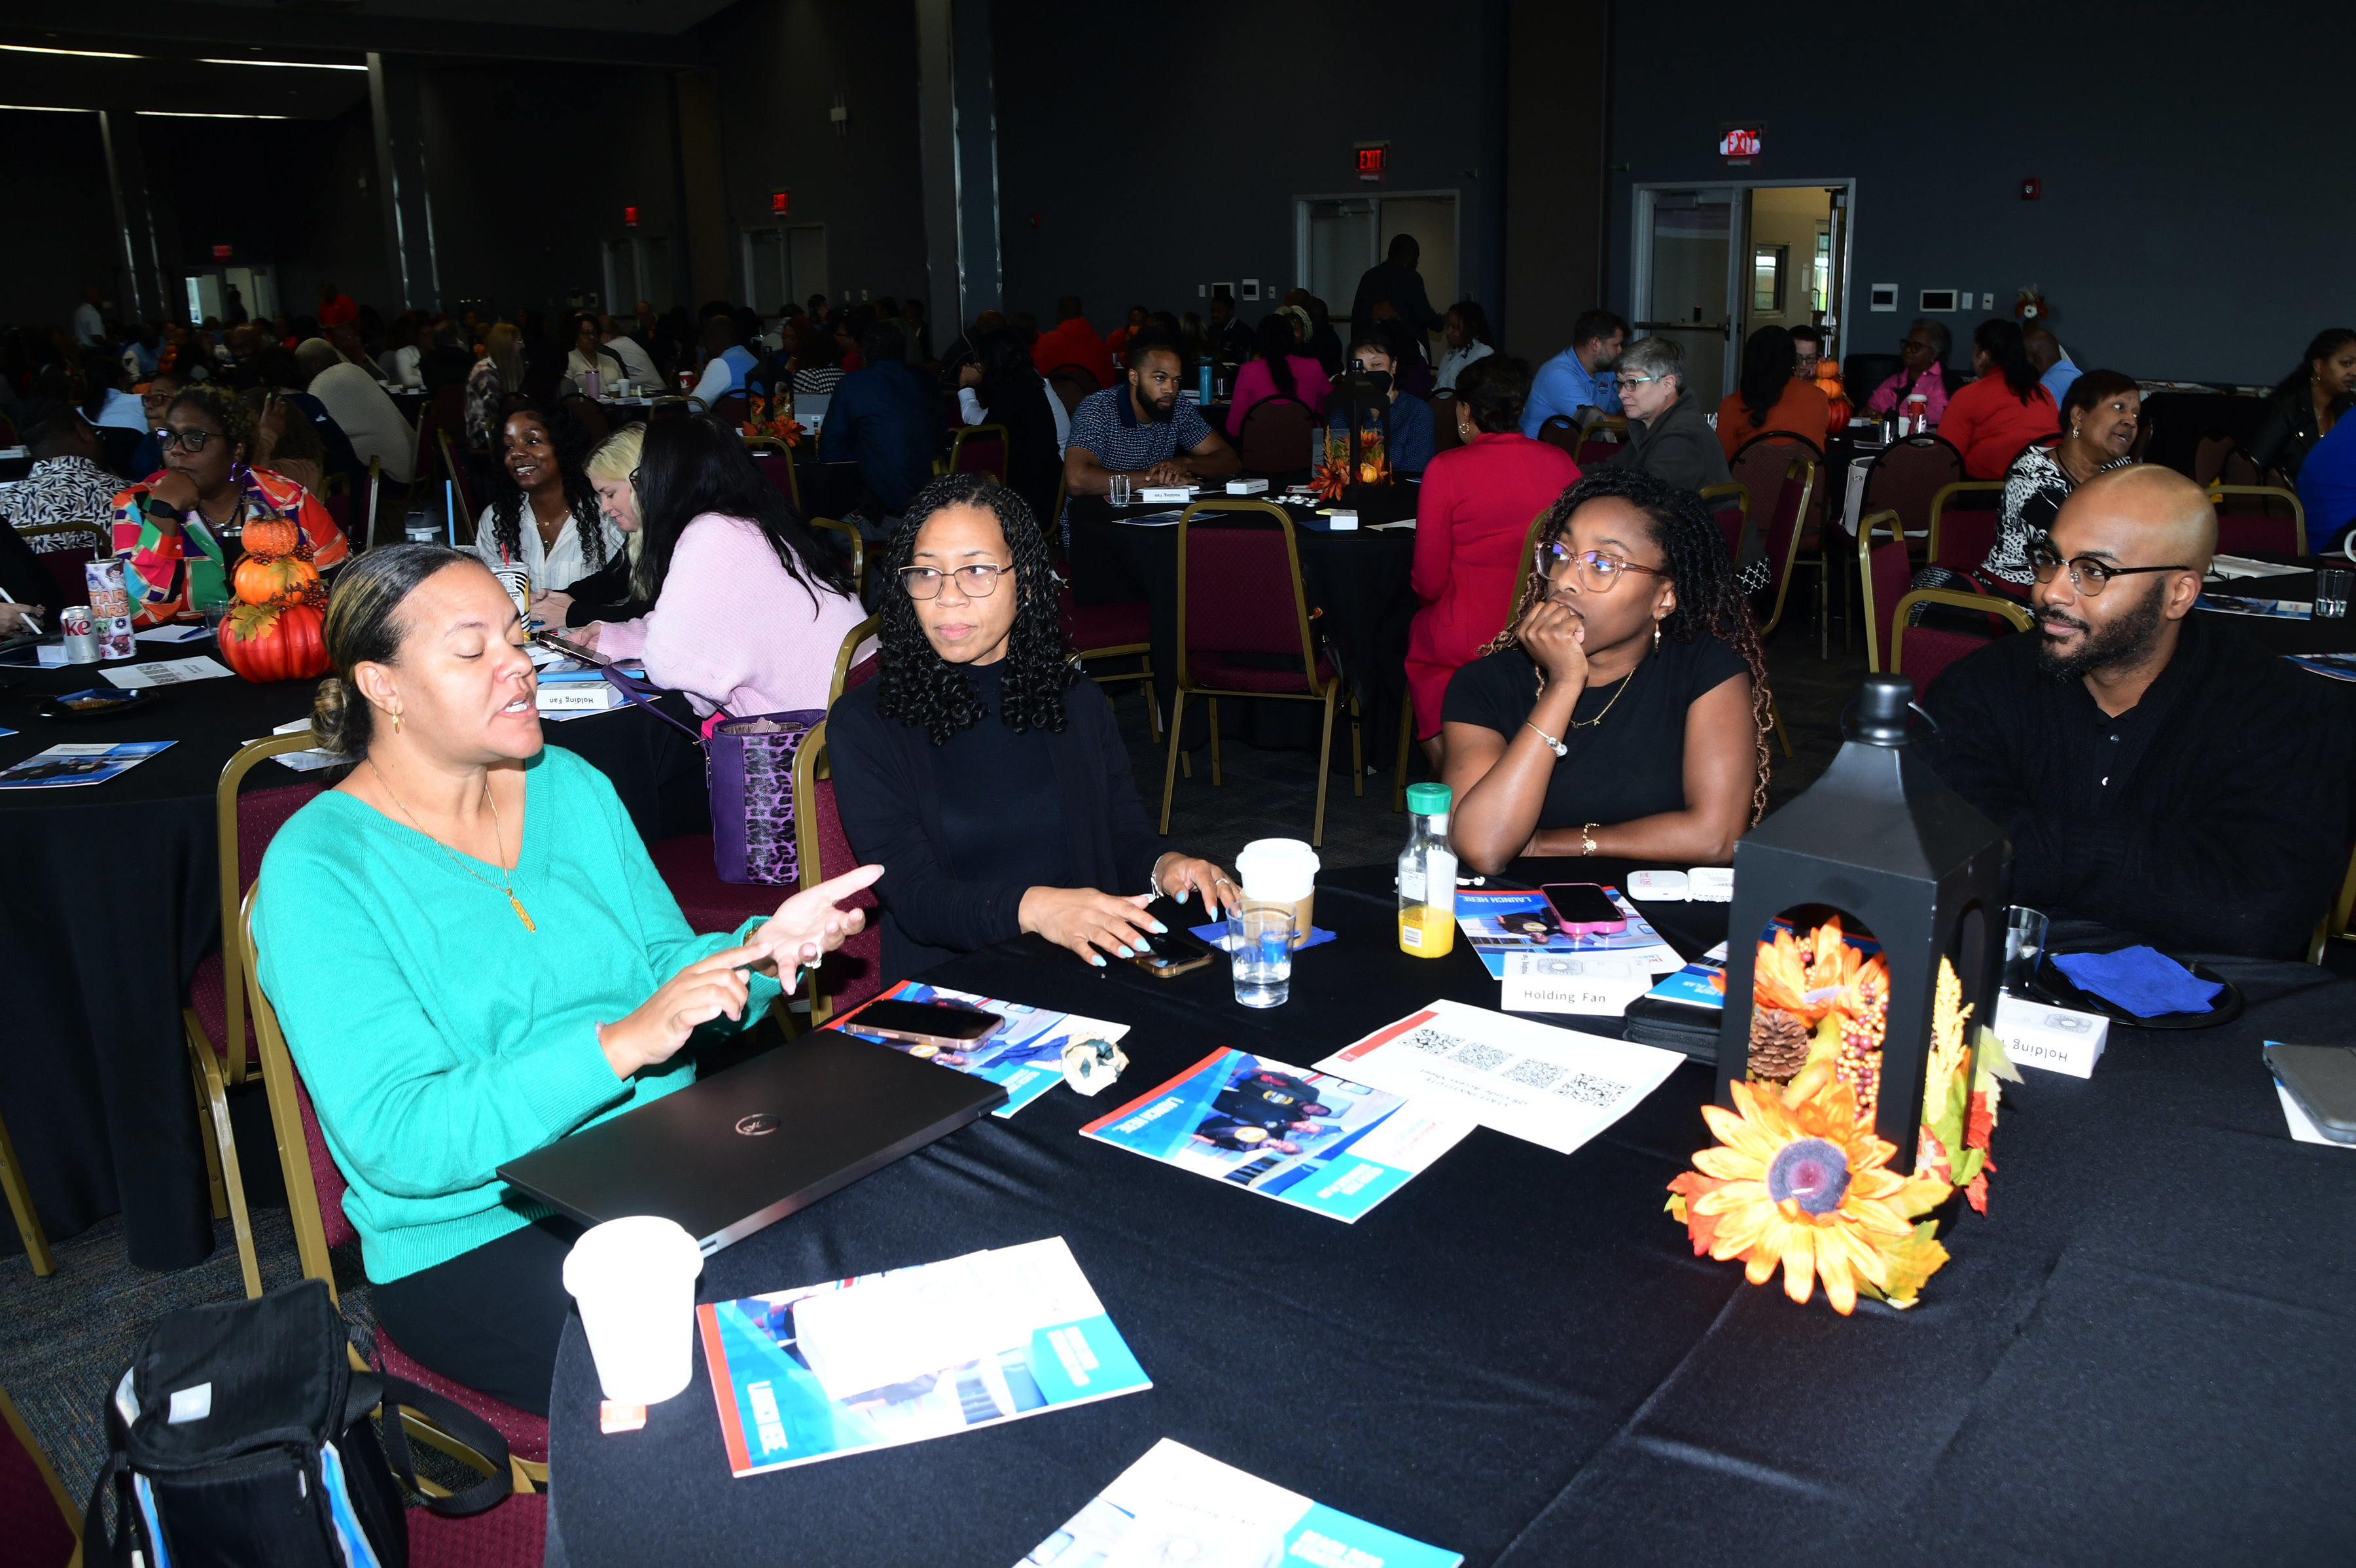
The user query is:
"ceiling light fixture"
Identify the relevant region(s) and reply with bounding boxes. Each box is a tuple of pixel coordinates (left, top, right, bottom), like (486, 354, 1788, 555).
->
(137, 110, 292, 119)
(0, 102, 91, 112)
(195, 58, 367, 71)
(0, 43, 141, 59)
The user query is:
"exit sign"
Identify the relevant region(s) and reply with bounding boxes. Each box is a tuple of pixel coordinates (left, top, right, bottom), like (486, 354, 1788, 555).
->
(1354, 142, 1388, 182)
(770, 190, 790, 215)
(623, 205, 639, 227)
(1719, 125, 1762, 164)
(211, 243, 232, 260)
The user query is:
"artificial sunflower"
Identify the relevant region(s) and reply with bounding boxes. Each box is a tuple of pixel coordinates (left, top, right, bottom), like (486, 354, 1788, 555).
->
(1667, 1063, 1950, 1314)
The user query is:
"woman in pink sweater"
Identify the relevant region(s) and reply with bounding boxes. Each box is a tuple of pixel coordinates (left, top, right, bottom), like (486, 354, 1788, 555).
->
(578, 418, 865, 717)
(1226, 313, 1332, 437)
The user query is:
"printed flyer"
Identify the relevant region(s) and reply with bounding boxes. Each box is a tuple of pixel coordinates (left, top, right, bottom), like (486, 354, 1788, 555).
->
(1079, 1050, 1471, 1224)
(1020, 1438, 1463, 1568)
(827, 980, 1132, 1117)
(1453, 887, 1682, 978)
(698, 1237, 1149, 1478)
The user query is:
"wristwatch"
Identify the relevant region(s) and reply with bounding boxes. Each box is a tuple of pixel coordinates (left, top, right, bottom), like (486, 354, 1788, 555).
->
(1580, 823, 1599, 857)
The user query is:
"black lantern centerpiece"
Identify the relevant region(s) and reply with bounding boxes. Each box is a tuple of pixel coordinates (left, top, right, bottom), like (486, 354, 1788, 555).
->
(1664, 675, 2018, 1315)
(1313, 369, 1414, 523)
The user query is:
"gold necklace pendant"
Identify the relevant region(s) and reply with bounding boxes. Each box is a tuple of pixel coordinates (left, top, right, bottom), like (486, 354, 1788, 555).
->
(508, 892, 537, 932)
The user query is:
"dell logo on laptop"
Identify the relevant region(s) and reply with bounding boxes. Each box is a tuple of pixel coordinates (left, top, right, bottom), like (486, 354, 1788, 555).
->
(735, 1113, 781, 1137)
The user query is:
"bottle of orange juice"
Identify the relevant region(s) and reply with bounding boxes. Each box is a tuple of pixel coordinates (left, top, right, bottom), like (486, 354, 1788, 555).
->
(1397, 783, 1457, 957)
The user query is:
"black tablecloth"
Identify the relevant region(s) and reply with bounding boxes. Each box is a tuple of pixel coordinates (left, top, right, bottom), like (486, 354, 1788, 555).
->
(2199, 561, 2356, 656)
(1066, 496, 1418, 766)
(0, 645, 705, 1268)
(546, 862, 2355, 1565)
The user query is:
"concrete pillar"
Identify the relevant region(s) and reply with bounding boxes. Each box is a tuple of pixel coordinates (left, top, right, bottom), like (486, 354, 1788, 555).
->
(1503, 0, 1611, 356)
(367, 55, 442, 312)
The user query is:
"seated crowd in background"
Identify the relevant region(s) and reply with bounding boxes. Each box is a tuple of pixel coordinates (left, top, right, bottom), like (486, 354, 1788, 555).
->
(1717, 325, 1834, 457)
(1983, 370, 2141, 591)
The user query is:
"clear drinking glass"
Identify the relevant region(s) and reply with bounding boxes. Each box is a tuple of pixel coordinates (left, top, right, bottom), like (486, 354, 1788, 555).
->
(198, 597, 232, 638)
(2003, 905, 2049, 996)
(1107, 474, 1132, 507)
(2315, 567, 2351, 620)
(1228, 900, 1294, 1008)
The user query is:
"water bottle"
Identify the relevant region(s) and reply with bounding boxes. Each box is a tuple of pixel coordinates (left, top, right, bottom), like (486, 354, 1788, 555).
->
(1198, 361, 1213, 403)
(1396, 782, 1458, 957)
(1903, 391, 1928, 436)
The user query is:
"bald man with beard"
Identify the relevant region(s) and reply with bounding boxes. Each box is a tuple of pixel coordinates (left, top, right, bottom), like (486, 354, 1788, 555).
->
(1923, 466, 2354, 958)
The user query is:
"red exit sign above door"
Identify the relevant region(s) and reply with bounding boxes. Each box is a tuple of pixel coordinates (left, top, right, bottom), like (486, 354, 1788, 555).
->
(1354, 142, 1388, 182)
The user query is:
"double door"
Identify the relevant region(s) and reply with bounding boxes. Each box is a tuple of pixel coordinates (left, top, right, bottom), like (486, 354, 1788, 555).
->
(1630, 182, 1852, 398)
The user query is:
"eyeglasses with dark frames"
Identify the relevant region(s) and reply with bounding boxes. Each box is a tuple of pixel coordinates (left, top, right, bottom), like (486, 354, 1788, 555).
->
(156, 426, 224, 452)
(898, 562, 1009, 600)
(2026, 540, 2189, 596)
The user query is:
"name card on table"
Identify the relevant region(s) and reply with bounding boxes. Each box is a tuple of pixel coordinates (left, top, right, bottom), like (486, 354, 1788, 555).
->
(1500, 951, 1653, 1018)
(1993, 993, 2109, 1078)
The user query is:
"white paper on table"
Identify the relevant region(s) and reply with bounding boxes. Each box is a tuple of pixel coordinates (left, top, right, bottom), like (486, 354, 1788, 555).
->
(1096, 1440, 1309, 1568)
(2277, 1084, 2355, 1150)
(133, 624, 210, 644)
(1499, 950, 1652, 1018)
(35, 643, 68, 666)
(1315, 997, 1684, 1156)
(2207, 554, 2308, 581)
(789, 1249, 1033, 1404)
(101, 656, 233, 687)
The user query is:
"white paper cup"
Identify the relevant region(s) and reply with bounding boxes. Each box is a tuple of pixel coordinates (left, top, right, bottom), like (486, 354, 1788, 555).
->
(562, 1216, 705, 1404)
(1234, 837, 1319, 946)
(490, 565, 531, 622)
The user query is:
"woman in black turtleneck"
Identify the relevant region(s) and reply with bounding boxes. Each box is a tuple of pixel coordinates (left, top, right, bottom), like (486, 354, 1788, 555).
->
(827, 472, 1238, 983)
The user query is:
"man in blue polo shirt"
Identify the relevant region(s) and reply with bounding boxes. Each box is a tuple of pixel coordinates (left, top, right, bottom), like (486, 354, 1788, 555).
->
(1520, 309, 1628, 438)
(688, 312, 760, 406)
(820, 320, 938, 535)
(1064, 330, 1240, 495)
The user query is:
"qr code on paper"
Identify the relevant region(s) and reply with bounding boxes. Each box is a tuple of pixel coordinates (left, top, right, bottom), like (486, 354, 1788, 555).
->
(1402, 1027, 1467, 1056)
(1448, 1041, 1509, 1072)
(1550, 1073, 1625, 1108)
(1501, 1058, 1562, 1090)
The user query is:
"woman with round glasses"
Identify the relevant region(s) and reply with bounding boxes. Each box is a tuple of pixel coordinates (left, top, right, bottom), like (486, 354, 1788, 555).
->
(828, 472, 1238, 981)
(1440, 467, 1772, 875)
(109, 382, 349, 625)
(572, 416, 861, 718)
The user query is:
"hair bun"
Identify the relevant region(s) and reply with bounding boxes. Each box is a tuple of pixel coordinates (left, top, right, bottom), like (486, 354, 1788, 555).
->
(311, 675, 352, 753)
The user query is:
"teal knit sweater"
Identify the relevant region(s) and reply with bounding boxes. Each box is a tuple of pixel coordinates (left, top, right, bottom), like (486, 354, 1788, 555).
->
(255, 746, 779, 1284)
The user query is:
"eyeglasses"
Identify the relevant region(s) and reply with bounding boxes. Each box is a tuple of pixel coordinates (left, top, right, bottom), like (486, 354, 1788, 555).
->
(898, 562, 1008, 599)
(2026, 541, 2189, 596)
(156, 427, 223, 452)
(1539, 542, 1667, 593)
(1615, 374, 1661, 393)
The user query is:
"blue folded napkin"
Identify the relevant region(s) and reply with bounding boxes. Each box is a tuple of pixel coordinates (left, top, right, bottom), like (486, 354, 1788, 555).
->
(2051, 946, 2222, 1018)
(1192, 923, 1336, 953)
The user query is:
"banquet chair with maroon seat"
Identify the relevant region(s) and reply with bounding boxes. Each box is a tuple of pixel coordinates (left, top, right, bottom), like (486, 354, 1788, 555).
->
(1888, 588, 2032, 692)
(18, 521, 101, 609)
(1855, 510, 1916, 674)
(1060, 584, 1160, 743)
(2209, 484, 2306, 556)
(0, 1105, 52, 1278)
(1158, 500, 1361, 847)
(183, 730, 330, 1299)
(788, 723, 885, 1025)
(947, 424, 1008, 483)
(1698, 482, 1748, 561)
(1926, 481, 2002, 574)
(745, 437, 803, 511)
(242, 895, 548, 1495)
(1235, 397, 1316, 480)
(0, 1378, 77, 1568)
(1861, 434, 1965, 552)
(1730, 433, 1827, 650)
(1537, 414, 1579, 457)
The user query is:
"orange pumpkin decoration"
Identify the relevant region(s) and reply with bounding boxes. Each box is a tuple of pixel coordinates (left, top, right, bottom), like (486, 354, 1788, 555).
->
(219, 599, 329, 683)
(241, 517, 300, 558)
(234, 550, 319, 606)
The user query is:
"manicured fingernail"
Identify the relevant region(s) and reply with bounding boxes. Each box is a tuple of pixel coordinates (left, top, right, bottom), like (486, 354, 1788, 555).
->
(1118, 945, 1135, 957)
(1090, 954, 1106, 967)
(1151, 921, 1168, 933)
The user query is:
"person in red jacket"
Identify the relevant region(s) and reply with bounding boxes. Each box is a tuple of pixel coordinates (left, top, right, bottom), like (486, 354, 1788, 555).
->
(1939, 319, 2059, 479)
(1031, 296, 1108, 389)
(315, 280, 359, 329)
(1404, 355, 1580, 770)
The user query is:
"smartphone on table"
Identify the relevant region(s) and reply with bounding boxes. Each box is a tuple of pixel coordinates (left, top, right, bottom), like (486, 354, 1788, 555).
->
(1121, 924, 1222, 979)
(1539, 882, 1628, 936)
(841, 999, 1005, 1051)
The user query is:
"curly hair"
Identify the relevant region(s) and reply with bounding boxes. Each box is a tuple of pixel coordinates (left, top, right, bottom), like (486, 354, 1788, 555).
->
(484, 398, 607, 573)
(1480, 467, 1774, 823)
(875, 472, 1073, 746)
(166, 382, 257, 457)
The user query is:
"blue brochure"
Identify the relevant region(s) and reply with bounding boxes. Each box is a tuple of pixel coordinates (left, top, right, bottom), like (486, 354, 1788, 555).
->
(826, 980, 1131, 1118)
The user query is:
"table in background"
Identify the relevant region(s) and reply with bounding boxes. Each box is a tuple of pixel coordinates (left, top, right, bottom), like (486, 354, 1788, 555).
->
(1066, 493, 1418, 767)
(0, 647, 705, 1269)
(547, 861, 2356, 1565)
(2200, 558, 2356, 658)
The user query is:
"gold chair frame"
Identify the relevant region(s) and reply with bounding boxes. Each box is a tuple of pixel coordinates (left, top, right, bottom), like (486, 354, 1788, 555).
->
(1888, 588, 2033, 677)
(1924, 480, 2003, 571)
(946, 422, 1010, 482)
(0, 1106, 53, 1277)
(1855, 508, 1908, 673)
(808, 517, 865, 597)
(2207, 483, 2308, 556)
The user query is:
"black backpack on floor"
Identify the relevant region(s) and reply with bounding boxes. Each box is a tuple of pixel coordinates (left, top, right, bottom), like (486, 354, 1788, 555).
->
(80, 1277, 515, 1568)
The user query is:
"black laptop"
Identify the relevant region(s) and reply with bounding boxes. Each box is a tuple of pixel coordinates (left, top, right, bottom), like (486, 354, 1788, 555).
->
(497, 1028, 1007, 1255)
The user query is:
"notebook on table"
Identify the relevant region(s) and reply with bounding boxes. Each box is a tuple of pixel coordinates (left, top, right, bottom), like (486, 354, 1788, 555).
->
(497, 1028, 1007, 1255)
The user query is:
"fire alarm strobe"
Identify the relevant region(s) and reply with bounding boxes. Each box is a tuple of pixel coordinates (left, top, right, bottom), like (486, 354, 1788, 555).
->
(2019, 177, 2041, 201)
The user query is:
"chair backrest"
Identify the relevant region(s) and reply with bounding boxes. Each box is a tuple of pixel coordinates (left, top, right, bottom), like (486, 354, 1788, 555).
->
(709, 390, 749, 429)
(789, 723, 885, 1025)
(1048, 361, 1098, 392)
(1862, 435, 1965, 541)
(211, 733, 330, 1079)
(2209, 484, 2306, 556)
(1927, 480, 2003, 572)
(1173, 499, 1323, 685)
(2221, 446, 2260, 489)
(745, 438, 802, 510)
(1236, 396, 1315, 475)
(0, 1379, 77, 1567)
(242, 889, 357, 1296)
(1048, 369, 1094, 416)
(1889, 586, 2033, 692)
(1538, 414, 1580, 455)
(563, 394, 611, 444)
(948, 423, 1009, 482)
(1729, 431, 1824, 543)
(1856, 509, 1913, 672)
(1698, 482, 1748, 561)
(2192, 433, 2238, 487)
(829, 613, 880, 706)
(1757, 457, 1819, 640)
(2310, 846, 2356, 964)
(437, 428, 479, 531)
(18, 523, 99, 606)
(808, 516, 865, 596)
(1429, 389, 1462, 454)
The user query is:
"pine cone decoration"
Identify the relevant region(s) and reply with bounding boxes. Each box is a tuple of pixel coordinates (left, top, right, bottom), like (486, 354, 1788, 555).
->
(1749, 1007, 1811, 1080)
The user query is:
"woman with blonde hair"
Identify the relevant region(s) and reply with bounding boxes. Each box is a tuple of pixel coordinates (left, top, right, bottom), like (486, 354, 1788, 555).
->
(465, 321, 526, 451)
(542, 421, 652, 629)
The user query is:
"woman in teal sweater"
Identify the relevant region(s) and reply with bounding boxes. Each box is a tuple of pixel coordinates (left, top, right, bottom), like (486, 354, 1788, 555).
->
(255, 544, 878, 1415)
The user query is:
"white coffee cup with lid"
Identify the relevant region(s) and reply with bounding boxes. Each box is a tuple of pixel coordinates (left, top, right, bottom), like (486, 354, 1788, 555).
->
(1233, 838, 1319, 948)
(562, 1215, 705, 1404)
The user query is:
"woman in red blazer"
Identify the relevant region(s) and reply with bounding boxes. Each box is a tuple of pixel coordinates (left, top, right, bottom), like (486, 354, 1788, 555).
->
(1406, 356, 1580, 768)
(1938, 319, 2059, 478)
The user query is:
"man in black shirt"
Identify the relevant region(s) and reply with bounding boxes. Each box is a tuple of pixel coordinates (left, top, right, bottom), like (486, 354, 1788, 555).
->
(1923, 466, 2353, 958)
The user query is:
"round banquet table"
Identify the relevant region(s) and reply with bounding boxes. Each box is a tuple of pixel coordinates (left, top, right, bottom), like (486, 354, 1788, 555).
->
(1065, 492, 1419, 766)
(0, 643, 706, 1269)
(2198, 557, 2356, 658)
(545, 861, 2355, 1566)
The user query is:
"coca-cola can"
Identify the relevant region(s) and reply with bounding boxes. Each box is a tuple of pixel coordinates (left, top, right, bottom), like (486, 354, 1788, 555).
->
(84, 557, 132, 621)
(61, 605, 100, 664)
(98, 614, 136, 660)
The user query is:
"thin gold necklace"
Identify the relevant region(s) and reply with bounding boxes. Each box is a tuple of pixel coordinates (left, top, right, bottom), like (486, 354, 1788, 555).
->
(371, 760, 536, 931)
(1565, 662, 1639, 730)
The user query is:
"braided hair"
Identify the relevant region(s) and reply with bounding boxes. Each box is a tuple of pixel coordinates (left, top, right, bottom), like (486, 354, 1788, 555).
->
(485, 398, 607, 572)
(875, 472, 1073, 746)
(1480, 467, 1774, 824)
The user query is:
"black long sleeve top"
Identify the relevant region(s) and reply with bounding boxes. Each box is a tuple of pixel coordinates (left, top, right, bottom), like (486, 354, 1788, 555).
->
(1921, 611, 2355, 959)
(826, 666, 1164, 984)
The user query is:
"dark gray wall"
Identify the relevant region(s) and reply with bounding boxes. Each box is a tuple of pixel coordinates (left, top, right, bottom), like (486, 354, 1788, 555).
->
(0, 111, 128, 332)
(990, 0, 1510, 342)
(1603, 10, 2356, 387)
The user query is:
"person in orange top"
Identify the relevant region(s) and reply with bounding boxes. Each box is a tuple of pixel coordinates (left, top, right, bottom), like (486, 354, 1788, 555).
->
(109, 383, 346, 625)
(1717, 327, 1834, 459)
(1938, 319, 2059, 479)
(1030, 296, 1109, 389)
(1101, 304, 1150, 382)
